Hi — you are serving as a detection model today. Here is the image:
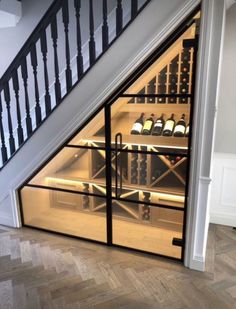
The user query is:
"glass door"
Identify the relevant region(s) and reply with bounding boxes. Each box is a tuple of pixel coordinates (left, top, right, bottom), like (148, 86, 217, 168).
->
(109, 100, 189, 259)
(108, 14, 199, 259)
(20, 108, 108, 243)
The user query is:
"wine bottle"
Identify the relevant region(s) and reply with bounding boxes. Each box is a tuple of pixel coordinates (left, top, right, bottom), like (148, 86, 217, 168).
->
(185, 124, 189, 137)
(165, 155, 177, 165)
(82, 184, 90, 209)
(139, 154, 147, 185)
(152, 114, 165, 136)
(130, 113, 144, 134)
(142, 114, 155, 135)
(142, 192, 151, 221)
(151, 169, 161, 182)
(131, 152, 138, 184)
(162, 114, 175, 136)
(173, 114, 186, 137)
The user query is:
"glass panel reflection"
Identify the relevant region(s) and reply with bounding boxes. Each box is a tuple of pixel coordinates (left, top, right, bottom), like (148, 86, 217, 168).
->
(112, 200, 183, 258)
(29, 148, 106, 196)
(21, 186, 107, 242)
(68, 109, 105, 147)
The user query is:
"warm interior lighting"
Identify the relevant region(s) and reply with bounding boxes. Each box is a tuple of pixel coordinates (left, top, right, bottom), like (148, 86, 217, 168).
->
(151, 192, 185, 204)
(81, 139, 188, 150)
(46, 177, 105, 187)
(46, 176, 184, 204)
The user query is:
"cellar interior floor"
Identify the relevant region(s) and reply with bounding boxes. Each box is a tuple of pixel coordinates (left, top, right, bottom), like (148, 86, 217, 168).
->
(0, 223, 235, 308)
(23, 205, 182, 258)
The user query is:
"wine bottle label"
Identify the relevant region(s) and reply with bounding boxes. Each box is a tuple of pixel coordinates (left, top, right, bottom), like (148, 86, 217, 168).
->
(186, 126, 189, 135)
(131, 122, 143, 133)
(154, 121, 163, 128)
(174, 124, 185, 134)
(143, 120, 153, 131)
(164, 120, 174, 131)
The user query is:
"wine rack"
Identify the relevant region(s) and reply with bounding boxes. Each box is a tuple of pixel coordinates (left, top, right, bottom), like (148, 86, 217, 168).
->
(41, 37, 193, 227)
(48, 133, 187, 225)
(158, 67, 168, 103)
(139, 147, 147, 186)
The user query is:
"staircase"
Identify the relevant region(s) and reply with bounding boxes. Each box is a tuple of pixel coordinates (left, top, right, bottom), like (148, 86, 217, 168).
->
(0, 0, 152, 169)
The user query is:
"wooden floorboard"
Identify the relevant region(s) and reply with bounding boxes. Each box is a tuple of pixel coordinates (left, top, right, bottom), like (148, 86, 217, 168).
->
(0, 224, 235, 308)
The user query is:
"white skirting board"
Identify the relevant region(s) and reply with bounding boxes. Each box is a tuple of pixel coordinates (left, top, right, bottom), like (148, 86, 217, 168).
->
(0, 195, 14, 227)
(209, 152, 236, 227)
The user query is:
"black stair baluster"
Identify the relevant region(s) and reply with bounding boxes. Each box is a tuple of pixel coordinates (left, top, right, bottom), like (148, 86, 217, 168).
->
(62, 0, 72, 91)
(21, 57, 33, 136)
(74, 0, 84, 80)
(51, 15, 61, 105)
(116, 0, 123, 35)
(89, 0, 96, 66)
(30, 44, 42, 126)
(102, 0, 109, 52)
(131, 0, 138, 19)
(12, 70, 24, 146)
(40, 28, 51, 116)
(4, 82, 16, 155)
(0, 94, 8, 163)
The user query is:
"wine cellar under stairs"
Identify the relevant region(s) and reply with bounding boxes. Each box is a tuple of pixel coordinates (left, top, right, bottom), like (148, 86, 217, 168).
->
(19, 10, 200, 261)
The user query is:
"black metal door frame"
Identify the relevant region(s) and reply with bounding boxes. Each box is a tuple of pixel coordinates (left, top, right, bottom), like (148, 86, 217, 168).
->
(105, 101, 189, 260)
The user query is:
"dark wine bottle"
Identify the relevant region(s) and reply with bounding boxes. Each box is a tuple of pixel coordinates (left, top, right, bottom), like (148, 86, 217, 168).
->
(162, 114, 175, 136)
(142, 192, 151, 221)
(139, 154, 147, 185)
(131, 152, 138, 184)
(130, 113, 144, 134)
(82, 184, 90, 209)
(185, 124, 189, 137)
(152, 114, 165, 136)
(142, 114, 155, 135)
(173, 114, 186, 137)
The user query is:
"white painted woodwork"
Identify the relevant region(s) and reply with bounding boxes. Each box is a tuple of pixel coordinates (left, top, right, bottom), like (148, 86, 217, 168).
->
(209, 153, 236, 227)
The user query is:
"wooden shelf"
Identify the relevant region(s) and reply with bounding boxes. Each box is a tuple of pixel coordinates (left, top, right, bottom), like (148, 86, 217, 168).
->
(46, 175, 185, 202)
(120, 103, 190, 114)
(90, 135, 188, 149)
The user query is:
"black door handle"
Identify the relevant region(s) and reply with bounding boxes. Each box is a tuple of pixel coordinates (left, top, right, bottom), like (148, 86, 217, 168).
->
(115, 133, 122, 198)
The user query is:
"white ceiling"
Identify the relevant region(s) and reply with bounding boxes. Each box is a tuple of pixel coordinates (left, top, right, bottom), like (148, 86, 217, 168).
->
(0, 0, 22, 28)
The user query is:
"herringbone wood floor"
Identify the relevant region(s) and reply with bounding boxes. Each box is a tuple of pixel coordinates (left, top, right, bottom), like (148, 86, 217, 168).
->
(0, 224, 235, 309)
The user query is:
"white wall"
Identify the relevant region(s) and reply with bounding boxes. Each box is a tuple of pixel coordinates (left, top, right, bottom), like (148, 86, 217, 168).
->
(214, 4, 236, 154)
(209, 4, 236, 227)
(0, 0, 53, 76)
